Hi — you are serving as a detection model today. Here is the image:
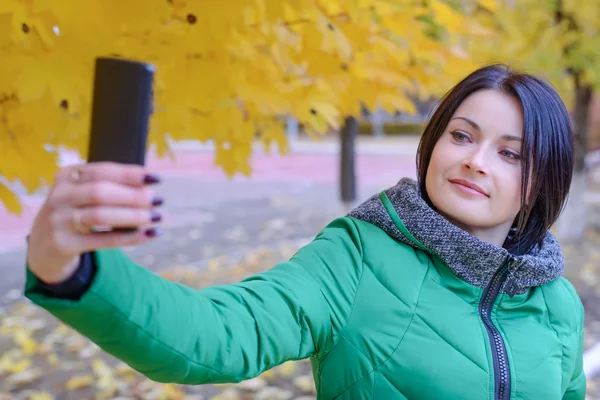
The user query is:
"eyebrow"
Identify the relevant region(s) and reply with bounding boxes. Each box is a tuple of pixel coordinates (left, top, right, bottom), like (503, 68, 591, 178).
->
(450, 116, 522, 142)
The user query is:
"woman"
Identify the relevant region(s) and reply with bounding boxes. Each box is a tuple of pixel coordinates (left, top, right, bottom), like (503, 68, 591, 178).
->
(25, 64, 584, 399)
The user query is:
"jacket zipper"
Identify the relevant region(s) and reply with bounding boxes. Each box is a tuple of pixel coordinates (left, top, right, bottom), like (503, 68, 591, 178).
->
(479, 256, 517, 400)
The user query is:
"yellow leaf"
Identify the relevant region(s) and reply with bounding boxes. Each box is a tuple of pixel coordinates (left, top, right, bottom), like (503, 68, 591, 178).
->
(115, 362, 138, 382)
(259, 122, 289, 155)
(8, 358, 32, 374)
(161, 383, 186, 400)
(46, 353, 58, 365)
(0, 182, 21, 215)
(259, 368, 276, 380)
(13, 329, 39, 355)
(478, 0, 498, 12)
(91, 359, 112, 377)
(65, 374, 94, 391)
(293, 375, 315, 392)
(7, 368, 43, 386)
(377, 93, 417, 115)
(28, 392, 55, 400)
(275, 361, 297, 378)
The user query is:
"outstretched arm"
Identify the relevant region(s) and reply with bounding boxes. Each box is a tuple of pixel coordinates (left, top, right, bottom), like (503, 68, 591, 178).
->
(25, 217, 364, 384)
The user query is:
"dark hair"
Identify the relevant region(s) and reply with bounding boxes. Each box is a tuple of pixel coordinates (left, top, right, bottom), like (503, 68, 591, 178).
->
(416, 64, 574, 254)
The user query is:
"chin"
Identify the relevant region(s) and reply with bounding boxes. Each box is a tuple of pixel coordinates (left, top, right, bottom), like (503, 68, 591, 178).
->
(433, 200, 493, 231)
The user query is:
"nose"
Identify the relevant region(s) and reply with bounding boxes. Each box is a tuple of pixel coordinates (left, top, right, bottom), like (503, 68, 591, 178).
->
(462, 148, 488, 175)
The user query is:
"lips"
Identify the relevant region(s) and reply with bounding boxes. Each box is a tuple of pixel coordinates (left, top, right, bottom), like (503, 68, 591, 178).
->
(448, 179, 489, 197)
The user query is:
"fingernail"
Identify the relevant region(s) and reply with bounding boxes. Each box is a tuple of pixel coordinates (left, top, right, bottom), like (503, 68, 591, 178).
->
(150, 211, 162, 223)
(144, 174, 161, 185)
(152, 196, 164, 207)
(145, 227, 163, 237)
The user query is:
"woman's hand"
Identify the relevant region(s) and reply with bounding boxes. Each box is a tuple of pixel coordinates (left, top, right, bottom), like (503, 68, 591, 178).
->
(26, 162, 164, 284)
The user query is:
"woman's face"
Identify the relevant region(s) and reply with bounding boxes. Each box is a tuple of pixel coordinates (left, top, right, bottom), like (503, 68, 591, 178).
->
(425, 89, 524, 240)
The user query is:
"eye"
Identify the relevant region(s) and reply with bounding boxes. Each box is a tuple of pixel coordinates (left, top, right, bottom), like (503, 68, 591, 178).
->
(500, 149, 521, 160)
(450, 131, 471, 143)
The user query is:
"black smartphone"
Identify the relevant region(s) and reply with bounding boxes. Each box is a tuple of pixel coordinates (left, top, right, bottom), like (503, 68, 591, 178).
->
(87, 57, 155, 232)
(87, 56, 155, 165)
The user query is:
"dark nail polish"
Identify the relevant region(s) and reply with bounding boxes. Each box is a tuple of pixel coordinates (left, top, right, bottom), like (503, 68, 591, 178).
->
(114, 227, 138, 233)
(150, 211, 162, 223)
(144, 174, 161, 185)
(152, 196, 164, 207)
(145, 227, 163, 238)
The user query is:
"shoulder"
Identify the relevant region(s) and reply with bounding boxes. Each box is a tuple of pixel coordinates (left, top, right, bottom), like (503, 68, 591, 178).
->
(539, 276, 584, 335)
(316, 215, 406, 248)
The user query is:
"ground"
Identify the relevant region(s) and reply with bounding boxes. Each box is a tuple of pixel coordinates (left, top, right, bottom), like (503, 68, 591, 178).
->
(1, 136, 600, 399)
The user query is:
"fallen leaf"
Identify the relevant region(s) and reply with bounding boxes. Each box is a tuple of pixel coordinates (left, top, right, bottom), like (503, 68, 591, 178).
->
(12, 328, 39, 355)
(64, 335, 88, 353)
(7, 358, 31, 374)
(79, 343, 99, 359)
(259, 369, 276, 381)
(292, 375, 315, 393)
(7, 368, 43, 386)
(209, 388, 241, 400)
(238, 377, 267, 391)
(161, 383, 186, 400)
(47, 353, 59, 365)
(0, 349, 21, 373)
(65, 374, 95, 391)
(255, 387, 293, 400)
(28, 392, 55, 400)
(38, 342, 53, 355)
(115, 362, 138, 381)
(160, 271, 176, 281)
(25, 319, 47, 331)
(274, 361, 297, 378)
(208, 259, 221, 272)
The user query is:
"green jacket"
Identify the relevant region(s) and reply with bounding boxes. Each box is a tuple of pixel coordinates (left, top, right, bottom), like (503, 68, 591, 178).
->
(25, 179, 585, 399)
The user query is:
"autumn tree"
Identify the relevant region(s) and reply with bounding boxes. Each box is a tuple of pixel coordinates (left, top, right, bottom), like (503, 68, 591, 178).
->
(461, 0, 600, 241)
(0, 0, 491, 214)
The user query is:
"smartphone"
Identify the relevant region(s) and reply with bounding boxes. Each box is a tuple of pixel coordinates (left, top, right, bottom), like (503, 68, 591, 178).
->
(87, 56, 155, 165)
(87, 57, 156, 232)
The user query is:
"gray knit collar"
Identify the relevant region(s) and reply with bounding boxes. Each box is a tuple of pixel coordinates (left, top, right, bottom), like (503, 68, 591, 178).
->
(348, 177, 564, 294)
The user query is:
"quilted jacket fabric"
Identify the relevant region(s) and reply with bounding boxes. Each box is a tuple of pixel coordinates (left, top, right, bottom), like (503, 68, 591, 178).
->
(25, 179, 585, 399)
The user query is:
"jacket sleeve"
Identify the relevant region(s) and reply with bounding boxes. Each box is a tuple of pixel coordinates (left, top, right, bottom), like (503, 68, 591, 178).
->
(562, 297, 586, 400)
(24, 217, 364, 385)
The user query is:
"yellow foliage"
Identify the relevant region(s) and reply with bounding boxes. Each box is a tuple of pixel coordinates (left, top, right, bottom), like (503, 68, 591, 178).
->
(0, 0, 488, 212)
(464, 0, 600, 105)
(0, 181, 21, 214)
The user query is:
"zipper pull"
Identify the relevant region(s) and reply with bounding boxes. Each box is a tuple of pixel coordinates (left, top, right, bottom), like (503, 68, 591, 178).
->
(504, 277, 519, 297)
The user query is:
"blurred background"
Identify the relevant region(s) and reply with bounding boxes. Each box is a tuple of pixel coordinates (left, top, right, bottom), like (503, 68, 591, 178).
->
(1, 1, 600, 399)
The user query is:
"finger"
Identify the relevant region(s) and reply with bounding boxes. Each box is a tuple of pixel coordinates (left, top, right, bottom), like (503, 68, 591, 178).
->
(61, 181, 161, 208)
(76, 227, 162, 253)
(58, 162, 160, 187)
(78, 207, 162, 229)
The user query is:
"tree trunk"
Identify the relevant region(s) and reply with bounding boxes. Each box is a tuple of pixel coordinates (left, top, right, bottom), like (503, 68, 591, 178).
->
(340, 116, 358, 212)
(555, 82, 592, 243)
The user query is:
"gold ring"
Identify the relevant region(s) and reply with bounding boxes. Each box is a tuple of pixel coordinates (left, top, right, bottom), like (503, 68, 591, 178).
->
(73, 210, 91, 233)
(70, 167, 82, 183)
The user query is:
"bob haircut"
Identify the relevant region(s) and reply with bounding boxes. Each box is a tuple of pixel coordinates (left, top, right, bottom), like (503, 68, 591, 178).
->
(416, 64, 574, 254)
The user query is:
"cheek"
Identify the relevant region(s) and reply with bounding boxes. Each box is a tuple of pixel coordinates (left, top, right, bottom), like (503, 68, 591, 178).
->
(496, 166, 523, 211)
(425, 146, 443, 187)
(427, 142, 450, 175)
(425, 142, 453, 202)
